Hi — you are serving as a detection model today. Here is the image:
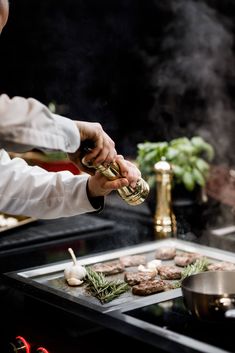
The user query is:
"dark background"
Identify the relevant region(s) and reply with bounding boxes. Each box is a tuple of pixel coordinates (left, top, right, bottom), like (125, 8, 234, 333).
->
(1, 0, 235, 160)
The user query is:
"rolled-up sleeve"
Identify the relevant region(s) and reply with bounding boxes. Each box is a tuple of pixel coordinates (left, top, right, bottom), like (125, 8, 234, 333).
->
(0, 94, 80, 152)
(0, 149, 99, 219)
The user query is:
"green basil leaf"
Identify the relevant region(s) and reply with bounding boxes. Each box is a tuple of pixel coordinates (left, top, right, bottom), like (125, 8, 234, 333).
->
(195, 158, 210, 173)
(192, 168, 205, 186)
(183, 171, 195, 191)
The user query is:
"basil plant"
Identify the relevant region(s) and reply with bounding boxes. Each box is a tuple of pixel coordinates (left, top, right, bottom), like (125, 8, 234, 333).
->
(136, 136, 214, 192)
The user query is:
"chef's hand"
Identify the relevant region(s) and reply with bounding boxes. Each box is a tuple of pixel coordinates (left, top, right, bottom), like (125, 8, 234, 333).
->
(68, 121, 117, 173)
(115, 155, 141, 188)
(87, 155, 141, 198)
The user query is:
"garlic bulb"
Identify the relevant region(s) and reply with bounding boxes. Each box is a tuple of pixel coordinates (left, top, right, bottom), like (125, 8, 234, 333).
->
(64, 248, 87, 286)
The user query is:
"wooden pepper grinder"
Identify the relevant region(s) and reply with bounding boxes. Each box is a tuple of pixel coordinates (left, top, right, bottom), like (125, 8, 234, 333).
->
(154, 159, 177, 238)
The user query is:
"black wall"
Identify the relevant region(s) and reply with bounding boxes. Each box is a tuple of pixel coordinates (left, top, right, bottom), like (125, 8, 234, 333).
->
(1, 0, 235, 160)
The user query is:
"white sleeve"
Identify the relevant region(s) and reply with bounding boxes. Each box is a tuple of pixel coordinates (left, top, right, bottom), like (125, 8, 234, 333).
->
(0, 94, 80, 153)
(0, 150, 97, 219)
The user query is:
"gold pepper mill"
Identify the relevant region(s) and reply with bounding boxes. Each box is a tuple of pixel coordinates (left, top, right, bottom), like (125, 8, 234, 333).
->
(154, 159, 177, 238)
(82, 158, 150, 206)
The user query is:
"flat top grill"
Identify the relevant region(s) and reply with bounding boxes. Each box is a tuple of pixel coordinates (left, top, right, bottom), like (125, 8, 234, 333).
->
(5, 239, 235, 311)
(3, 239, 235, 353)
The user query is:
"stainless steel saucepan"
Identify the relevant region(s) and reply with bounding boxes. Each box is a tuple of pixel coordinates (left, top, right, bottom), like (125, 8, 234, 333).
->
(181, 271, 235, 321)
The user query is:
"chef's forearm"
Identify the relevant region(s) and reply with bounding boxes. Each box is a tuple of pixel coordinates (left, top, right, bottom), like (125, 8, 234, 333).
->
(0, 150, 97, 219)
(0, 94, 80, 153)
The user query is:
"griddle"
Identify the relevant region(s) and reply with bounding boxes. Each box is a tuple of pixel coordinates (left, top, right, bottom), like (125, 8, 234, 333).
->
(2, 239, 235, 353)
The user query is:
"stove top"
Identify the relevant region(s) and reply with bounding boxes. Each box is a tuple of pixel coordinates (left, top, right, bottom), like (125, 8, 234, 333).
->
(3, 239, 235, 353)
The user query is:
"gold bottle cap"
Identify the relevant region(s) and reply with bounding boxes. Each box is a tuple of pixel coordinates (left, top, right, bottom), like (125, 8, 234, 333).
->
(154, 158, 171, 172)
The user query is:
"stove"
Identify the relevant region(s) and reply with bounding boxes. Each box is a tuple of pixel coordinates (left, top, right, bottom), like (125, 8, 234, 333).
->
(2, 239, 235, 353)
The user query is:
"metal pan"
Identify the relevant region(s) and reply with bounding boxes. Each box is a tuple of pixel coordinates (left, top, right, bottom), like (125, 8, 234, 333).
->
(181, 271, 235, 321)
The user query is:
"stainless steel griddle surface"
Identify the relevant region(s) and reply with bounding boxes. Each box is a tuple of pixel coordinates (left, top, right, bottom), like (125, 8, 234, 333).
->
(3, 239, 235, 353)
(3, 239, 235, 313)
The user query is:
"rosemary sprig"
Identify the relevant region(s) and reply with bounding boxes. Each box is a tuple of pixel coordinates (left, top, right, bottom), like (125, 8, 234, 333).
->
(174, 257, 209, 288)
(85, 266, 130, 304)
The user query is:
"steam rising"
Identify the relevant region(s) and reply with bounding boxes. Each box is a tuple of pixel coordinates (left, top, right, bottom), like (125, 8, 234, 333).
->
(150, 0, 235, 163)
(1, 0, 235, 163)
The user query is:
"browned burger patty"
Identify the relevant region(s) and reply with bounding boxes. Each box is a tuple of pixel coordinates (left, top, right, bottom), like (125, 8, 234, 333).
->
(91, 260, 124, 275)
(124, 271, 156, 286)
(119, 255, 146, 267)
(155, 247, 176, 260)
(207, 261, 235, 271)
(174, 252, 202, 267)
(132, 279, 167, 296)
(158, 265, 182, 280)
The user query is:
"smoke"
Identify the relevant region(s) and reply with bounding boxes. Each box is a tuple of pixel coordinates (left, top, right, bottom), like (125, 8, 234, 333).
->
(2, 0, 235, 163)
(150, 0, 235, 164)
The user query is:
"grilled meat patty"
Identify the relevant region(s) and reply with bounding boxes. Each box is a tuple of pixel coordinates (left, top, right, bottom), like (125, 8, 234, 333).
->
(91, 260, 124, 275)
(132, 279, 167, 296)
(124, 271, 156, 286)
(174, 252, 202, 267)
(158, 265, 182, 280)
(155, 247, 176, 260)
(207, 261, 235, 271)
(119, 255, 146, 267)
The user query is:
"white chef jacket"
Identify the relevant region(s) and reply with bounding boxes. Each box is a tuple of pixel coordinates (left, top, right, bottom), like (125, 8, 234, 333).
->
(0, 94, 100, 219)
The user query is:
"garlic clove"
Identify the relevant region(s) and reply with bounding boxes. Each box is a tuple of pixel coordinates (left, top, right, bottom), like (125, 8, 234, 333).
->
(147, 259, 162, 270)
(67, 278, 84, 286)
(138, 264, 156, 273)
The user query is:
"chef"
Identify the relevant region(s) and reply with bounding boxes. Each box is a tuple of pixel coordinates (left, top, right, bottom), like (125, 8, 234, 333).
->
(0, 0, 141, 219)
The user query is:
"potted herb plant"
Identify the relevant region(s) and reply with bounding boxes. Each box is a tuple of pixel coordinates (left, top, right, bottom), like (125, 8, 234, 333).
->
(136, 136, 215, 211)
